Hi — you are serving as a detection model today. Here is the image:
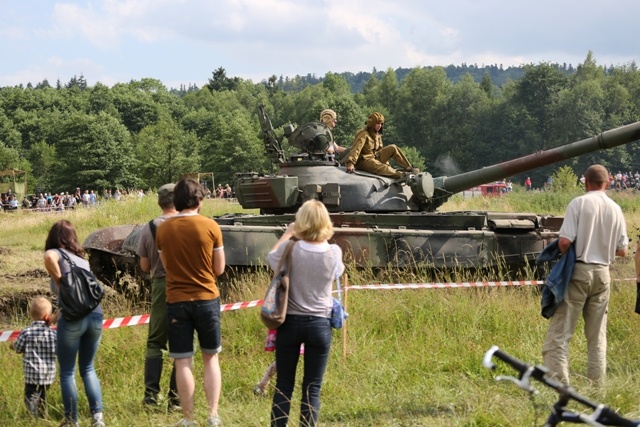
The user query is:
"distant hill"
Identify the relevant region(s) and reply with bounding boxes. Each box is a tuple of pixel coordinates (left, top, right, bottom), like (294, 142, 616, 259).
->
(273, 63, 577, 93)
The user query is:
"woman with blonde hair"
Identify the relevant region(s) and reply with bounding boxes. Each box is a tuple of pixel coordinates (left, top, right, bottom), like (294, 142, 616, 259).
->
(267, 200, 344, 427)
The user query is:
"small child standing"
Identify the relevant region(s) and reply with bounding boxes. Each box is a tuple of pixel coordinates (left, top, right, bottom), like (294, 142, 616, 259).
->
(253, 329, 303, 397)
(11, 296, 57, 417)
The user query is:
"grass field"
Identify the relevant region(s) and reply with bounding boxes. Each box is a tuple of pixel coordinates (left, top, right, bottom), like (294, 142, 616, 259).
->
(1, 189, 640, 426)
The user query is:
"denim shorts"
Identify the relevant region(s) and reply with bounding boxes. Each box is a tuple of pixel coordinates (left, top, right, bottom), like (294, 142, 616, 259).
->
(167, 298, 221, 358)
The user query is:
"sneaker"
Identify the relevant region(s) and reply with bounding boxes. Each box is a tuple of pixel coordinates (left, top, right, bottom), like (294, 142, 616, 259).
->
(175, 419, 198, 427)
(206, 415, 222, 426)
(167, 399, 182, 413)
(252, 384, 267, 397)
(143, 393, 159, 407)
(92, 412, 106, 427)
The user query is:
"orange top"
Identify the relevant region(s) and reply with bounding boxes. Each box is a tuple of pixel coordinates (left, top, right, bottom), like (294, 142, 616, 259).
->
(156, 213, 224, 303)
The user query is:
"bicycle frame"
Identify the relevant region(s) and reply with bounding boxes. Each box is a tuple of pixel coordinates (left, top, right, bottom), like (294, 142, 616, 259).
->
(483, 345, 639, 426)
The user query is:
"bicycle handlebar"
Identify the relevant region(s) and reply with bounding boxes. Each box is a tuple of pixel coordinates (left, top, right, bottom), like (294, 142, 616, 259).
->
(483, 345, 639, 426)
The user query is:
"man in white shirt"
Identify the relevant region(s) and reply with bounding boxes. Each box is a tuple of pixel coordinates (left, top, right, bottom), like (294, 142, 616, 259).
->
(542, 164, 628, 385)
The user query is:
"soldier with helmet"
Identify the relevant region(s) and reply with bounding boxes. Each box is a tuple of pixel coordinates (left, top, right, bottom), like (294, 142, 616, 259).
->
(319, 109, 347, 156)
(344, 112, 414, 179)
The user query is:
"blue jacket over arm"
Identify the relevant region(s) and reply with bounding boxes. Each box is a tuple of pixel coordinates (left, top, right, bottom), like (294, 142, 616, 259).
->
(536, 239, 576, 319)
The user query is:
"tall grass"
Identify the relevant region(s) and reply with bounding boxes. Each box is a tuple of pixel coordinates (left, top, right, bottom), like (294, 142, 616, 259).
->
(1, 192, 640, 426)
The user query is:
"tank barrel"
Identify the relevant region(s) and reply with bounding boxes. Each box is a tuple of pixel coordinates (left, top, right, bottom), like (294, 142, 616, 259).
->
(440, 121, 640, 195)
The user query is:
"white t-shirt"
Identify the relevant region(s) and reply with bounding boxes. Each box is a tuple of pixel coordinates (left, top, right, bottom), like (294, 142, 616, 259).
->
(267, 240, 345, 318)
(559, 190, 628, 265)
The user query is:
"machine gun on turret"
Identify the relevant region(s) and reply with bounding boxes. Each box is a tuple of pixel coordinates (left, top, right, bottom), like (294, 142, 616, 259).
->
(257, 104, 286, 165)
(257, 104, 335, 164)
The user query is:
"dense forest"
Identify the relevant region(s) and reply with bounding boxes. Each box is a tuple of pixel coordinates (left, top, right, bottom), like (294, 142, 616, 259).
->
(1, 51, 639, 195)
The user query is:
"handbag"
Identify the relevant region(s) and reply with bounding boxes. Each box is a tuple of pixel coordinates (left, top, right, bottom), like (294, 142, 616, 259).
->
(330, 247, 348, 329)
(57, 249, 104, 321)
(260, 241, 295, 329)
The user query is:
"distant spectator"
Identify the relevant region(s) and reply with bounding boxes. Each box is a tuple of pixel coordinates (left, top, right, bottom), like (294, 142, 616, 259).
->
(36, 194, 47, 210)
(9, 195, 19, 210)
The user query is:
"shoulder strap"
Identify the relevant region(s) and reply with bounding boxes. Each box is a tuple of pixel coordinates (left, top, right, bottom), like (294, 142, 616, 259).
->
(273, 240, 295, 277)
(148, 219, 157, 240)
(57, 249, 76, 267)
(331, 246, 342, 302)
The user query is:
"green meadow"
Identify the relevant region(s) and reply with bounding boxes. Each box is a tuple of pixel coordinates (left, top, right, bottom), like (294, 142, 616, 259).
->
(1, 189, 640, 426)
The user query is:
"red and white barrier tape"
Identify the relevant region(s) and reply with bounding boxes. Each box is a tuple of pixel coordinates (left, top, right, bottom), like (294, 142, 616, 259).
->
(0, 300, 265, 342)
(1, 278, 636, 342)
(346, 280, 543, 290)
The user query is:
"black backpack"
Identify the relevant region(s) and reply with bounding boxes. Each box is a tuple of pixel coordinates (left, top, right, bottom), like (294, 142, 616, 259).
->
(57, 250, 104, 321)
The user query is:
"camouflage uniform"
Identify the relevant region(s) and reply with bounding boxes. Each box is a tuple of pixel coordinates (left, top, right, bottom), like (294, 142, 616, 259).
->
(345, 112, 412, 179)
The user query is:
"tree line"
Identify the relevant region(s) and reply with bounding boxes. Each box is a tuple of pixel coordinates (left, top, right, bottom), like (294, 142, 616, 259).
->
(1, 52, 639, 194)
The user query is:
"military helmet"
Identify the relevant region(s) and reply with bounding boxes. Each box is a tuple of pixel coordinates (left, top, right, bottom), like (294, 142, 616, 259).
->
(366, 112, 384, 129)
(319, 109, 337, 126)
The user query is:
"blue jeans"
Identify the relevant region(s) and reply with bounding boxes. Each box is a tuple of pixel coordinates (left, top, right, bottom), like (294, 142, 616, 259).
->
(57, 311, 103, 421)
(271, 315, 332, 427)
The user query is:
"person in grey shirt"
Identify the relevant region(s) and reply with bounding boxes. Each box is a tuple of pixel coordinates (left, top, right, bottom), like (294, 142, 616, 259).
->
(136, 184, 181, 411)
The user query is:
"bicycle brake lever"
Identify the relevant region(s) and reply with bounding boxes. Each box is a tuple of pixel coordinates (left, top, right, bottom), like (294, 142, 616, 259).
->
(495, 365, 537, 394)
(576, 404, 606, 427)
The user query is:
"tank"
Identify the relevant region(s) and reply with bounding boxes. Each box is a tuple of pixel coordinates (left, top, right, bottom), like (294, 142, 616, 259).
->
(84, 105, 640, 288)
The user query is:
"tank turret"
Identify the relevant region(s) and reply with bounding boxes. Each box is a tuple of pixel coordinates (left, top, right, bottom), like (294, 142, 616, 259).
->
(237, 105, 640, 214)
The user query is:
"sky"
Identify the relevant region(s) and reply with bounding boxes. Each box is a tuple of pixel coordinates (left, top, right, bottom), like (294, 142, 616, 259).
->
(1, 0, 639, 89)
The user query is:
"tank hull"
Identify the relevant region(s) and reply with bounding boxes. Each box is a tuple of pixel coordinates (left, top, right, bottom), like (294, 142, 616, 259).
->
(84, 211, 560, 286)
(217, 211, 561, 270)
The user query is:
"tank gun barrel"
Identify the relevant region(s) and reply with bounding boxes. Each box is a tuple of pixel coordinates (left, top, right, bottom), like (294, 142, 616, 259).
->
(437, 121, 640, 196)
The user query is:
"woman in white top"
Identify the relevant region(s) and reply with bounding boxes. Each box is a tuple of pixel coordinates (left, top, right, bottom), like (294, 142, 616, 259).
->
(267, 200, 345, 427)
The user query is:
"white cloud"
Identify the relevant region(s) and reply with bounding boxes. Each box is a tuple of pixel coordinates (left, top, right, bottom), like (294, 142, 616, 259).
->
(0, 0, 638, 87)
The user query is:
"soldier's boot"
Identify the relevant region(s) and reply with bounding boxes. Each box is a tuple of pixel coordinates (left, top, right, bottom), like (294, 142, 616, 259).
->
(167, 362, 181, 412)
(143, 357, 163, 408)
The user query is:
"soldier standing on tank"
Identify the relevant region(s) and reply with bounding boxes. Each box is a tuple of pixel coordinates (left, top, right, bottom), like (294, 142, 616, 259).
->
(344, 112, 414, 179)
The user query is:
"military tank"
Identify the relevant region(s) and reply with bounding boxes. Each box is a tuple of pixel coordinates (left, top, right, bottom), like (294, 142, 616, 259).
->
(83, 105, 640, 288)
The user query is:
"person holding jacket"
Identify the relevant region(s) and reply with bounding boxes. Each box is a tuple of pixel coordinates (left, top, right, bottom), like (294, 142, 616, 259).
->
(267, 200, 345, 427)
(43, 220, 105, 427)
(542, 165, 628, 385)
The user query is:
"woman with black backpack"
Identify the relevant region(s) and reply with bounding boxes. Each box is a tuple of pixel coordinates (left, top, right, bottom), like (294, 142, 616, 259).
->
(44, 220, 105, 427)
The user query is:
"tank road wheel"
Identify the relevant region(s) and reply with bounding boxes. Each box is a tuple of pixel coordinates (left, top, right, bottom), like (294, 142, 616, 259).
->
(87, 250, 151, 301)
(88, 250, 117, 287)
